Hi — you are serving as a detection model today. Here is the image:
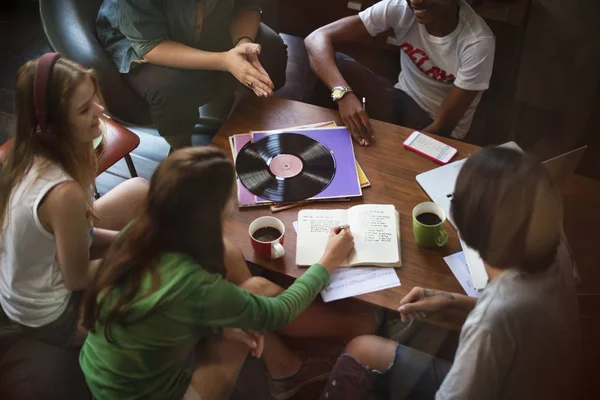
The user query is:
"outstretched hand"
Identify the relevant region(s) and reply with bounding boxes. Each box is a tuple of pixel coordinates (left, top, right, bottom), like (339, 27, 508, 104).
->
(397, 287, 456, 322)
(223, 43, 274, 98)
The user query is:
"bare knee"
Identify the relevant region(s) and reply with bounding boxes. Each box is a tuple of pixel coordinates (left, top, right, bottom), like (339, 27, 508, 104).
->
(128, 177, 149, 195)
(122, 177, 149, 205)
(344, 335, 397, 372)
(239, 277, 283, 297)
(223, 239, 252, 285)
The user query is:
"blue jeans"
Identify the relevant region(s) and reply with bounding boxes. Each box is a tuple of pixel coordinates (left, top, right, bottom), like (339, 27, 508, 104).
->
(320, 344, 452, 400)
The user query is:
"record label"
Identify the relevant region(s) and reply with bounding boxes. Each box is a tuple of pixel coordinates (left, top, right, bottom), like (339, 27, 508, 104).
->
(235, 133, 336, 203)
(269, 154, 303, 178)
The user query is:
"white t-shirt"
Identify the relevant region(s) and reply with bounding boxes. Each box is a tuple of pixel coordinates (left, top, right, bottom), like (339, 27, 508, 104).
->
(359, 0, 495, 139)
(0, 160, 92, 327)
(437, 237, 580, 400)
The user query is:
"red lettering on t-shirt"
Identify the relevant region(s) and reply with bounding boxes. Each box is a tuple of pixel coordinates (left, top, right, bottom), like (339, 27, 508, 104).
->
(399, 42, 414, 53)
(399, 42, 455, 84)
(437, 69, 449, 83)
(424, 66, 441, 80)
(408, 48, 427, 66)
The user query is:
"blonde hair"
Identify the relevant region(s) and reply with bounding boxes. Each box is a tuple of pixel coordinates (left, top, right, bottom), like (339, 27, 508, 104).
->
(0, 57, 103, 234)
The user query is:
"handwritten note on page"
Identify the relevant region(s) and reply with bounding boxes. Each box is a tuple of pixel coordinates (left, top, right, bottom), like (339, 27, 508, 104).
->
(293, 221, 400, 302)
(443, 252, 482, 298)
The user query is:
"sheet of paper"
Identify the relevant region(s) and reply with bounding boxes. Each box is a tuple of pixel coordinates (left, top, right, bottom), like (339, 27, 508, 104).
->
(292, 221, 400, 301)
(459, 239, 489, 290)
(347, 205, 399, 265)
(443, 252, 482, 298)
(295, 210, 348, 266)
(320, 267, 401, 303)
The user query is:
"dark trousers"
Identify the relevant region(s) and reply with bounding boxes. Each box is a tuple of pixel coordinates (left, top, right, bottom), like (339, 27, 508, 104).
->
(0, 301, 90, 400)
(309, 53, 433, 131)
(319, 345, 451, 400)
(125, 23, 288, 137)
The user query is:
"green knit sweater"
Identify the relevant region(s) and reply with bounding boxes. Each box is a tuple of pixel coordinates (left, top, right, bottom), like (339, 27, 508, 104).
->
(80, 252, 330, 400)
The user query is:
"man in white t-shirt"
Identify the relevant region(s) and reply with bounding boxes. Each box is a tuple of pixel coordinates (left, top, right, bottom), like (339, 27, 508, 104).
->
(305, 0, 495, 143)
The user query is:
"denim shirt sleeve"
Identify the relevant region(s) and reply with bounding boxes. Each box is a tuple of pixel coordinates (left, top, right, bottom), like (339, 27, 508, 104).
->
(234, 0, 262, 12)
(118, 0, 169, 58)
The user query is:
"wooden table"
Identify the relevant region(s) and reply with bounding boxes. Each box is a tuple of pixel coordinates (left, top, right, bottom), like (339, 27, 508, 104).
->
(212, 96, 600, 330)
(212, 97, 479, 329)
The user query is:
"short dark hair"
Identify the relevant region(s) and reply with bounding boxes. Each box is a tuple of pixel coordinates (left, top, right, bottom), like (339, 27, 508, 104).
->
(451, 147, 562, 273)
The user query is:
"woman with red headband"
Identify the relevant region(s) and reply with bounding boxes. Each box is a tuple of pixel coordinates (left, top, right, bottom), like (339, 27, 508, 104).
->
(0, 54, 148, 349)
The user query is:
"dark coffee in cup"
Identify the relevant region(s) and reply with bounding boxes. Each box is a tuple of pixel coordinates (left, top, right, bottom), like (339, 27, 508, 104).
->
(416, 212, 442, 226)
(252, 226, 282, 242)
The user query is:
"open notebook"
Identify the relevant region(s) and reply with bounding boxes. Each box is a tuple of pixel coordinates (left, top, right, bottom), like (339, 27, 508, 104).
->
(296, 204, 401, 267)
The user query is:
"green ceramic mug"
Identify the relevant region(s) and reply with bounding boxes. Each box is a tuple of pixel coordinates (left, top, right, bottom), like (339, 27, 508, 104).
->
(412, 202, 449, 249)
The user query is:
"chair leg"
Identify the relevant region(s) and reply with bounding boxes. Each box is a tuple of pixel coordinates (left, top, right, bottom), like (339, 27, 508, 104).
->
(124, 154, 138, 177)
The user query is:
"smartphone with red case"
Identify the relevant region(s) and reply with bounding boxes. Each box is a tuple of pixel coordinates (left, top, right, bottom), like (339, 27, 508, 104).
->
(403, 131, 458, 164)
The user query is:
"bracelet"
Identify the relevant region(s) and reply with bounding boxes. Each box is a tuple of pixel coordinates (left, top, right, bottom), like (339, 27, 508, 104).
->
(234, 36, 254, 46)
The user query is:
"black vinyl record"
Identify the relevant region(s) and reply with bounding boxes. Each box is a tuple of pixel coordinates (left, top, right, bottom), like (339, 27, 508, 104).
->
(235, 133, 336, 202)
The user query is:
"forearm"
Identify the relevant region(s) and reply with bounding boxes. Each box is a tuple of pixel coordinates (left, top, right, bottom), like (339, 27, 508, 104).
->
(203, 264, 330, 332)
(90, 227, 118, 260)
(424, 289, 477, 314)
(424, 87, 479, 137)
(422, 119, 454, 138)
(251, 263, 331, 331)
(451, 293, 477, 314)
(143, 40, 227, 70)
(304, 32, 349, 90)
(92, 227, 118, 246)
(229, 9, 261, 44)
(88, 259, 102, 283)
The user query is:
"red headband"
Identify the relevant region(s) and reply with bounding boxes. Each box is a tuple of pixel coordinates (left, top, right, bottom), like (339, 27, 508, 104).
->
(33, 52, 61, 134)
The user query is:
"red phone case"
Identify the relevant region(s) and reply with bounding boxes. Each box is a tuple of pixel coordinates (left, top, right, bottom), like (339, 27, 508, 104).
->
(402, 140, 457, 165)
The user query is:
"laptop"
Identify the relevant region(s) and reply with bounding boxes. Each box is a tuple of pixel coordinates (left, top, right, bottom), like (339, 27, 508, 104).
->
(416, 143, 587, 290)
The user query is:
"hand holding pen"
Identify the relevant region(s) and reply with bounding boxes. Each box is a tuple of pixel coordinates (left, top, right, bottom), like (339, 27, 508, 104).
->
(318, 225, 355, 273)
(337, 93, 375, 146)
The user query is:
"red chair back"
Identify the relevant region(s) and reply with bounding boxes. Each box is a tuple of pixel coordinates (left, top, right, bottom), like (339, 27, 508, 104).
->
(0, 116, 139, 176)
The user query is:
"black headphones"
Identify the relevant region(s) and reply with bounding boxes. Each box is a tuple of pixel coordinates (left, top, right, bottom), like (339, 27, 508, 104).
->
(33, 52, 61, 138)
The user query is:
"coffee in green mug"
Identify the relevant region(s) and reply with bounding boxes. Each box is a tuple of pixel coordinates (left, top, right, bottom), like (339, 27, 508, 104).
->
(412, 202, 448, 249)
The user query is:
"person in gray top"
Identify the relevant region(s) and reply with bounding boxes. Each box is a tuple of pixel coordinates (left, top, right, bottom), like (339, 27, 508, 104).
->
(318, 147, 581, 400)
(97, 0, 287, 149)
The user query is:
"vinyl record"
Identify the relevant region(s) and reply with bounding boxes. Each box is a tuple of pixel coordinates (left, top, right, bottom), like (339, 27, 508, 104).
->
(235, 133, 336, 202)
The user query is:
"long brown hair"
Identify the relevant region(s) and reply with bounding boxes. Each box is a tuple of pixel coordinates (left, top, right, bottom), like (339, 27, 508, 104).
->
(451, 147, 563, 273)
(83, 147, 236, 341)
(0, 57, 101, 236)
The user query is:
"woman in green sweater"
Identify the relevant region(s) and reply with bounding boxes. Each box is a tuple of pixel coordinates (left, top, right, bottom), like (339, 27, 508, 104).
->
(80, 146, 370, 400)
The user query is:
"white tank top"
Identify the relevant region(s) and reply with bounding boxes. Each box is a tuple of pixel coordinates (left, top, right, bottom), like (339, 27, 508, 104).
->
(0, 159, 91, 327)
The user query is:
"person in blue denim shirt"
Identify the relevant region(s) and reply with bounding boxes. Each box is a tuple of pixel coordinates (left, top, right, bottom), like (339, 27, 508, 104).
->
(97, 0, 287, 149)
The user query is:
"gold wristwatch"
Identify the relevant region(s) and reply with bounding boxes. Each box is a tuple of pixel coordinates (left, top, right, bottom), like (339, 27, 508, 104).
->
(331, 86, 353, 102)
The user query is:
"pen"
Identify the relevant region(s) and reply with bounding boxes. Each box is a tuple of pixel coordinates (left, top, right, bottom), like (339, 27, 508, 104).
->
(362, 97, 366, 145)
(339, 224, 351, 231)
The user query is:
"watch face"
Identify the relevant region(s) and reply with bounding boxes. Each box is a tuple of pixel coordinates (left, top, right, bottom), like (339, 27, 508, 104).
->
(332, 88, 342, 98)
